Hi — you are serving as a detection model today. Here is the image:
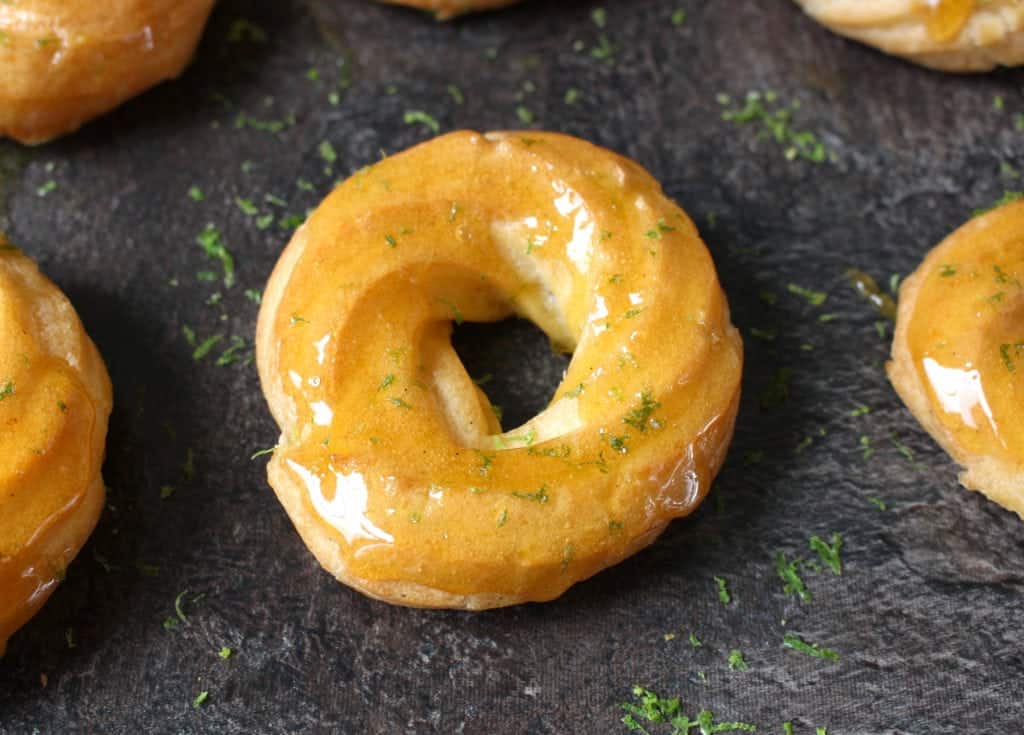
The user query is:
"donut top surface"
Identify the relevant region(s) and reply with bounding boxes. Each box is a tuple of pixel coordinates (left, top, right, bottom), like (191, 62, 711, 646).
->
(0, 239, 109, 651)
(258, 131, 742, 603)
(903, 201, 1024, 466)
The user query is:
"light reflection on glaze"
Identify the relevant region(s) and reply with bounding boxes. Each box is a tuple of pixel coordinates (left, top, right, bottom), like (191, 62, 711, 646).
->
(288, 459, 395, 547)
(314, 333, 332, 366)
(922, 358, 998, 436)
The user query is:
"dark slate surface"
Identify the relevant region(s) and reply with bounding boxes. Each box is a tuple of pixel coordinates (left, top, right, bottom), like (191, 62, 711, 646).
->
(2, 0, 1023, 732)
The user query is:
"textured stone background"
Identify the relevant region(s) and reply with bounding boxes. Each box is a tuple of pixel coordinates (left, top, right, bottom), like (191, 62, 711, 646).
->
(1, 0, 1023, 733)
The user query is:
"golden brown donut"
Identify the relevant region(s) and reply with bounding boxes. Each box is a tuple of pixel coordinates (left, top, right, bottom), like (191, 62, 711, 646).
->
(256, 131, 744, 609)
(0, 236, 112, 654)
(377, 0, 520, 20)
(0, 0, 216, 144)
(888, 200, 1024, 518)
(794, 0, 1024, 71)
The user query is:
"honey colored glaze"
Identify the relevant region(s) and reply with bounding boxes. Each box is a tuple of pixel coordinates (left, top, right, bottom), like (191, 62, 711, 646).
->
(0, 0, 215, 144)
(889, 200, 1024, 517)
(0, 237, 111, 654)
(377, 0, 520, 20)
(257, 131, 744, 609)
(926, 0, 976, 42)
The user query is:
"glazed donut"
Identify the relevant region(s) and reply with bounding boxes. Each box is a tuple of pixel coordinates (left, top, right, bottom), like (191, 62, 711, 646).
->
(794, 0, 1024, 71)
(0, 0, 216, 144)
(0, 236, 112, 654)
(888, 200, 1024, 518)
(256, 131, 743, 609)
(377, 0, 520, 20)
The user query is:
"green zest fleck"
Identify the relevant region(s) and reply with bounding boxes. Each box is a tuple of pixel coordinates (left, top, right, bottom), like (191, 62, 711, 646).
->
(623, 390, 661, 432)
(727, 650, 749, 672)
(497, 509, 508, 527)
(227, 18, 268, 43)
(218, 646, 233, 659)
(974, 191, 1024, 216)
(196, 224, 235, 288)
(378, 374, 395, 391)
(620, 686, 757, 734)
(783, 633, 839, 662)
(474, 450, 494, 476)
(0, 381, 13, 402)
(319, 140, 337, 166)
(516, 106, 536, 124)
(860, 434, 874, 460)
(608, 434, 629, 454)
(192, 691, 209, 709)
(174, 590, 191, 624)
(385, 234, 397, 248)
(889, 433, 916, 463)
(439, 297, 464, 324)
(689, 632, 702, 648)
(511, 485, 550, 504)
(390, 397, 412, 410)
(564, 88, 581, 105)
(1000, 343, 1023, 373)
(447, 84, 465, 105)
(563, 383, 586, 399)
(404, 110, 441, 134)
(590, 35, 615, 63)
(215, 337, 248, 366)
(250, 446, 276, 460)
(850, 403, 871, 417)
(809, 533, 843, 575)
(868, 497, 887, 511)
(671, 8, 687, 26)
(783, 723, 794, 735)
(188, 186, 204, 201)
(775, 552, 811, 602)
(720, 90, 830, 163)
(787, 283, 827, 306)
(714, 576, 731, 605)
(235, 197, 258, 216)
(37, 180, 57, 197)
(939, 264, 957, 277)
(591, 7, 607, 28)
(192, 334, 224, 362)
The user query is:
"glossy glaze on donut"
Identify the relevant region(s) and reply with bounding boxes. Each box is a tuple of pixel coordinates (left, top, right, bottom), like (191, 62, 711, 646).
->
(795, 0, 1024, 71)
(0, 0, 216, 144)
(377, 0, 520, 20)
(888, 200, 1024, 518)
(0, 237, 112, 654)
(256, 131, 743, 609)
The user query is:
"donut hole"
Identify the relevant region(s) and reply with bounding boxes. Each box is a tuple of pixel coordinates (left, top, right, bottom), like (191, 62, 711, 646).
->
(451, 317, 571, 431)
